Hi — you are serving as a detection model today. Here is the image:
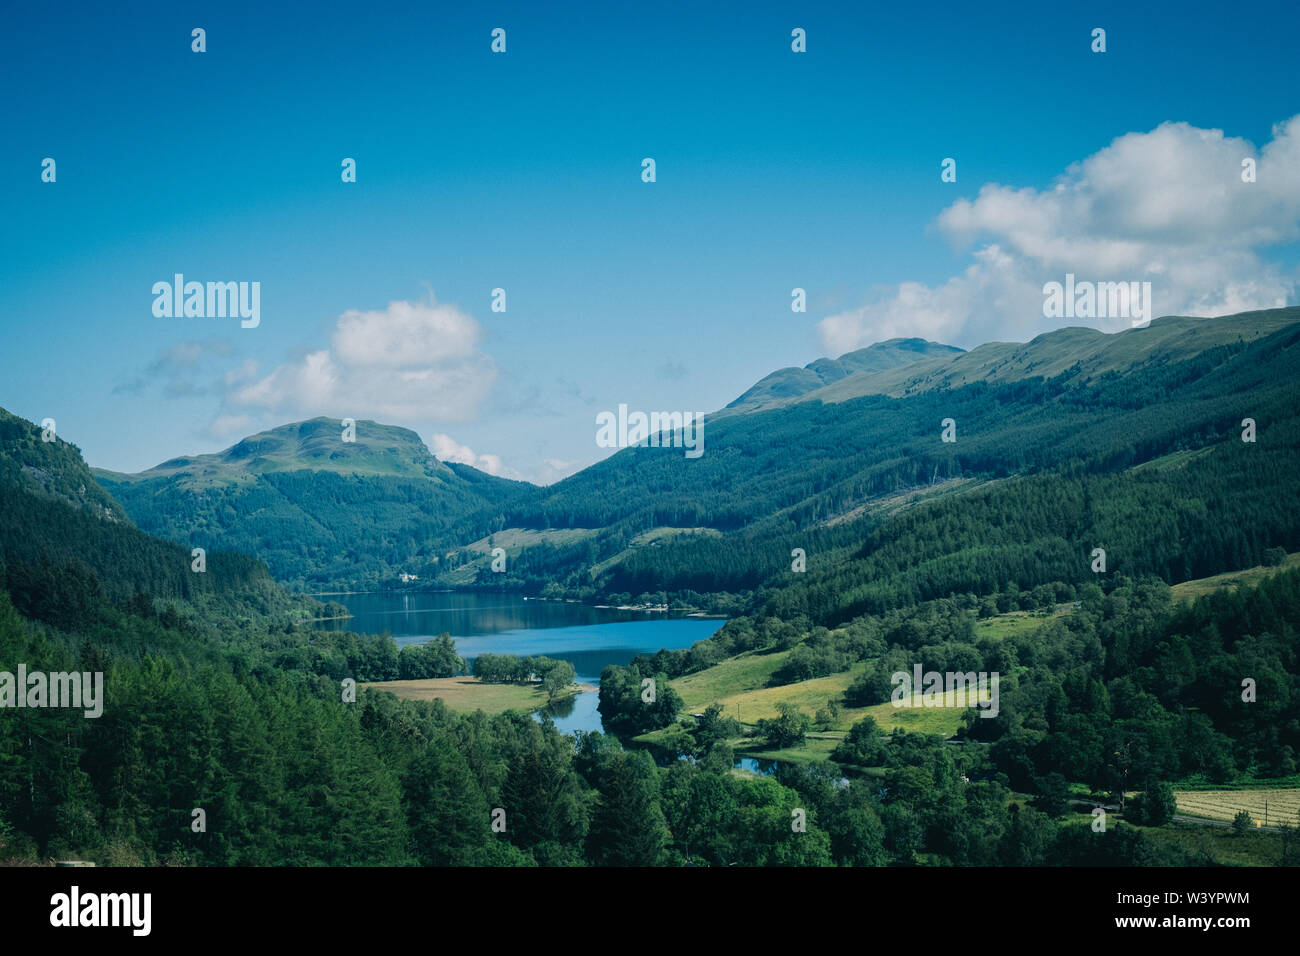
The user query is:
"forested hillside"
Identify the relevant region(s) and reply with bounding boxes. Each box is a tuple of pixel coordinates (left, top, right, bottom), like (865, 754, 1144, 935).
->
(95, 418, 530, 591)
(483, 309, 1300, 611)
(94, 311, 1300, 612)
(5, 306, 1300, 866)
(0, 408, 298, 625)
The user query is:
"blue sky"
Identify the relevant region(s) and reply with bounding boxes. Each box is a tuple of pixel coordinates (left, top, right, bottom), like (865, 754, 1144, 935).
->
(2, 0, 1298, 481)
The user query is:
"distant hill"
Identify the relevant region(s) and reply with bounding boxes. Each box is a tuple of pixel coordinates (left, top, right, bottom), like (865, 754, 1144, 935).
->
(483, 307, 1300, 608)
(723, 338, 964, 414)
(95, 418, 532, 591)
(88, 308, 1300, 602)
(787, 309, 1299, 407)
(95, 416, 464, 487)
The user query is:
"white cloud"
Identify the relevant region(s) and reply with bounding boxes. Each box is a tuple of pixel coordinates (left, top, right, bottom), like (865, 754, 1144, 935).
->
(333, 299, 481, 367)
(429, 433, 525, 481)
(206, 414, 254, 439)
(224, 296, 497, 423)
(428, 432, 477, 465)
(428, 435, 590, 485)
(536, 457, 589, 485)
(820, 115, 1300, 352)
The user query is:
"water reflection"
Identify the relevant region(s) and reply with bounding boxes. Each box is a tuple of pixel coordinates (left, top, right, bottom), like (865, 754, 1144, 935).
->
(539, 694, 578, 720)
(319, 592, 725, 736)
(317, 591, 683, 641)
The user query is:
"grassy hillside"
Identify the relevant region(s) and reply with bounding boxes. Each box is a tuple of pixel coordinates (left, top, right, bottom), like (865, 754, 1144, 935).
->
(637, 555, 1300, 775)
(1170, 552, 1300, 603)
(498, 309, 1300, 617)
(797, 308, 1300, 407)
(96, 416, 461, 486)
(722, 337, 964, 414)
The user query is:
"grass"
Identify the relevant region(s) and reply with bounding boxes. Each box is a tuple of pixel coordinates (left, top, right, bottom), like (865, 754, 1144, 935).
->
(974, 608, 1065, 641)
(1142, 822, 1287, 866)
(362, 675, 585, 714)
(737, 737, 842, 765)
(671, 649, 791, 711)
(463, 527, 597, 554)
(673, 659, 863, 729)
(1129, 446, 1215, 473)
(860, 695, 971, 736)
(1173, 788, 1300, 826)
(670, 650, 978, 740)
(1174, 773, 1300, 791)
(1170, 552, 1300, 604)
(440, 528, 602, 585)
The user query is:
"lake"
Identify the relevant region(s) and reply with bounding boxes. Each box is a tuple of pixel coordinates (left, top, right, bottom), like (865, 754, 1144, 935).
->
(318, 591, 724, 734)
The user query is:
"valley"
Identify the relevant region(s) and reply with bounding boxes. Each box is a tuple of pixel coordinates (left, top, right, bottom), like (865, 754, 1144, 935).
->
(5, 305, 1300, 867)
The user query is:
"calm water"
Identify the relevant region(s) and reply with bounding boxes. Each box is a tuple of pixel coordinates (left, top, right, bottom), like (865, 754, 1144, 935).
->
(319, 591, 724, 734)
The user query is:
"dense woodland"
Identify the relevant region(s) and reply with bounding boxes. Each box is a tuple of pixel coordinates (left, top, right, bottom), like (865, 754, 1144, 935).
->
(98, 454, 527, 593)
(96, 314, 1300, 617)
(458, 315, 1300, 611)
(3, 312, 1300, 866)
(13, 567, 1293, 866)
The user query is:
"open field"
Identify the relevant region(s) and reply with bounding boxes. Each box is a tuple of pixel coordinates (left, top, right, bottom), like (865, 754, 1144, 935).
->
(1128, 446, 1216, 474)
(1170, 552, 1300, 603)
(362, 676, 587, 714)
(1173, 788, 1300, 826)
(671, 650, 791, 710)
(974, 608, 1066, 641)
(462, 526, 598, 554)
(672, 649, 986, 737)
(737, 736, 842, 766)
(1174, 774, 1300, 791)
(860, 695, 971, 736)
(672, 656, 865, 730)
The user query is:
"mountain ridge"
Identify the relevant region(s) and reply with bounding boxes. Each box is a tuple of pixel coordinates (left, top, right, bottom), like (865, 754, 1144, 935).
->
(93, 417, 532, 590)
(93, 416, 470, 488)
(85, 307, 1300, 598)
(723, 337, 965, 414)
(781, 308, 1300, 408)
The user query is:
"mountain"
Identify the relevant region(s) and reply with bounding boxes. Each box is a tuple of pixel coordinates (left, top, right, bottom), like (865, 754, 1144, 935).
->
(0, 410, 128, 524)
(783, 310, 1298, 407)
(481, 307, 1300, 607)
(96, 416, 464, 487)
(0, 406, 301, 627)
(723, 337, 964, 414)
(90, 308, 1300, 604)
(0, 406, 526, 868)
(94, 418, 532, 591)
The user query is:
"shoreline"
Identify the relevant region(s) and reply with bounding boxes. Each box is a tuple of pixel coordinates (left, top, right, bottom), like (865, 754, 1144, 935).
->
(307, 588, 727, 619)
